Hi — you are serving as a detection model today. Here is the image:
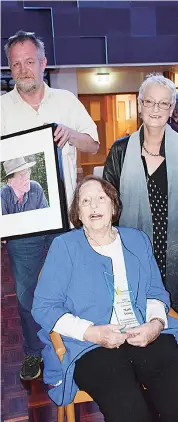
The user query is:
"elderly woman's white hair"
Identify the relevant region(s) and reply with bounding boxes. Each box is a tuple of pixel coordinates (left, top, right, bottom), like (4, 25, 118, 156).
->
(138, 73, 177, 105)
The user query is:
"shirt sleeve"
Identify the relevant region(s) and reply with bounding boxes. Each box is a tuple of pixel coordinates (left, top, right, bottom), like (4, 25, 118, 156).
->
(146, 299, 168, 328)
(70, 93, 99, 143)
(103, 142, 122, 191)
(0, 195, 8, 215)
(53, 313, 94, 341)
(36, 183, 48, 208)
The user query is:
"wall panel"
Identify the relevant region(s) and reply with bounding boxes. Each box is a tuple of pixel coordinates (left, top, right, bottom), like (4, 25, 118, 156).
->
(1, 1, 178, 67)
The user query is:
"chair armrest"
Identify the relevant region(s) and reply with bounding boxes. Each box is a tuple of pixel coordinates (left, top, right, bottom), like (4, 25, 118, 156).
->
(168, 307, 178, 319)
(50, 331, 66, 362)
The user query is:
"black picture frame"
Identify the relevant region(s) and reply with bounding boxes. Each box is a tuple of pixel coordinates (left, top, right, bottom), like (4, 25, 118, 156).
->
(0, 124, 70, 240)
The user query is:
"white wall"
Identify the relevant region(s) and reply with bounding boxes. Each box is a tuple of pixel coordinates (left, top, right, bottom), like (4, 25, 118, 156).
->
(77, 69, 147, 94)
(50, 69, 78, 96)
(49, 68, 147, 96)
(49, 68, 178, 95)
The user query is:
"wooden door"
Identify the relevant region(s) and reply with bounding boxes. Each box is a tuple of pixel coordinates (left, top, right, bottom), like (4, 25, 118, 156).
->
(78, 95, 107, 175)
(116, 101, 126, 138)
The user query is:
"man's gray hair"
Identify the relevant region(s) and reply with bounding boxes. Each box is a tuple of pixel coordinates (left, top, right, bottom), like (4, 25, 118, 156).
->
(4, 30, 45, 64)
(138, 73, 177, 105)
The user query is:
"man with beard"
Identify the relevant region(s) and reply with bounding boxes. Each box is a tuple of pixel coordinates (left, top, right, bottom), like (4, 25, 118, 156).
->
(1, 30, 99, 381)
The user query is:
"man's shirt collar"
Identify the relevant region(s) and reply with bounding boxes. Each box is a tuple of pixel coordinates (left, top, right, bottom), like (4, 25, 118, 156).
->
(8, 184, 28, 206)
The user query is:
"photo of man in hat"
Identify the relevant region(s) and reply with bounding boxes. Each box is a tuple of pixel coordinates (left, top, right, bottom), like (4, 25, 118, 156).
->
(1, 156, 48, 215)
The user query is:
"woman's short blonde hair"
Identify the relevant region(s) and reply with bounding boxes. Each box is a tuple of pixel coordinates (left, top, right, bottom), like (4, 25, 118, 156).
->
(138, 73, 177, 105)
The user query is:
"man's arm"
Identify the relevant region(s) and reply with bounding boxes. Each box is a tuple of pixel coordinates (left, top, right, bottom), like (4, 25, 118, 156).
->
(71, 132, 99, 153)
(53, 91, 99, 153)
(1, 196, 9, 215)
(0, 187, 11, 215)
(54, 126, 99, 153)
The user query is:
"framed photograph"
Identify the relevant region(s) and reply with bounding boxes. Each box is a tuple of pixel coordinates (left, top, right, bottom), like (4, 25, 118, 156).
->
(0, 124, 70, 239)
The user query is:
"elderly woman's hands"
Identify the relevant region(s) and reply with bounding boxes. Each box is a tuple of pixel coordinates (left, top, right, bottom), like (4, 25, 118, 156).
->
(126, 320, 163, 347)
(84, 319, 163, 348)
(83, 324, 127, 348)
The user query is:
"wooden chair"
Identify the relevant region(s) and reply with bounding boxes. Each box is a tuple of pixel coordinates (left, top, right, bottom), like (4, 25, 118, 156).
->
(50, 308, 178, 422)
(50, 331, 93, 422)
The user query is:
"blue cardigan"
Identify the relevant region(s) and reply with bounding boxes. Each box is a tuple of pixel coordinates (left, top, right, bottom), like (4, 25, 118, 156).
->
(32, 227, 178, 406)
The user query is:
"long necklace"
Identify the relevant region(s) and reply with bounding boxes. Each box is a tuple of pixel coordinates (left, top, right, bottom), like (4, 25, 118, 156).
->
(84, 227, 117, 247)
(142, 144, 160, 157)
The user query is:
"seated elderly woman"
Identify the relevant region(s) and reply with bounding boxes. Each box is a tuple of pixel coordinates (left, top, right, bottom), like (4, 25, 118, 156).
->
(32, 176, 178, 422)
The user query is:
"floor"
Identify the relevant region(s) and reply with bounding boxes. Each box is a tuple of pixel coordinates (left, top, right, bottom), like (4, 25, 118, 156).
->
(1, 247, 104, 422)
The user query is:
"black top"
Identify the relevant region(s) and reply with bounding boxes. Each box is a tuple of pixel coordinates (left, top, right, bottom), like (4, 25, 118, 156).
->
(103, 126, 178, 310)
(104, 127, 168, 283)
(142, 143, 168, 284)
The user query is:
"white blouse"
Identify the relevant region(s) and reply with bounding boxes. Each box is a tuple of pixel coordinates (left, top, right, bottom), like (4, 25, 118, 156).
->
(54, 234, 167, 340)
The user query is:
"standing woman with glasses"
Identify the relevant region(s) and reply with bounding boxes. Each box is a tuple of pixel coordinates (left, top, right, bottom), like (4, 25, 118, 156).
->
(103, 73, 178, 313)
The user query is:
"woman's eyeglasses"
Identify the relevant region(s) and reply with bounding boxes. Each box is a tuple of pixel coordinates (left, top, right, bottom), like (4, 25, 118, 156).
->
(141, 99, 172, 110)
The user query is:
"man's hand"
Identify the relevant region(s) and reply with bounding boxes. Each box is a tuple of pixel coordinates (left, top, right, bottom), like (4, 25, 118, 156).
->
(44, 122, 98, 153)
(83, 324, 127, 349)
(126, 320, 163, 347)
(54, 124, 73, 149)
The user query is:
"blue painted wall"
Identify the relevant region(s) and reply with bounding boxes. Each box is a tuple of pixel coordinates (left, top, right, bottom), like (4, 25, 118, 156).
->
(1, 1, 178, 66)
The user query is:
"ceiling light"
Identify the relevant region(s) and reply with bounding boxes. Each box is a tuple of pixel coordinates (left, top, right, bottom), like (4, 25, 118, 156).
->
(96, 73, 110, 84)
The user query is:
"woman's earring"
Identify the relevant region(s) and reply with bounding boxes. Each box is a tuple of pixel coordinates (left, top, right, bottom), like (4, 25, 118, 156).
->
(169, 116, 172, 124)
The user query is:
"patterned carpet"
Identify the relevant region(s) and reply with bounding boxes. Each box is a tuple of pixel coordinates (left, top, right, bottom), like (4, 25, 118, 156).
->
(1, 246, 103, 422)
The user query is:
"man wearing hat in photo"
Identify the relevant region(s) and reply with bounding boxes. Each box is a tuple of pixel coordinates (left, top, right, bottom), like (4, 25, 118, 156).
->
(169, 93, 178, 132)
(1, 157, 48, 215)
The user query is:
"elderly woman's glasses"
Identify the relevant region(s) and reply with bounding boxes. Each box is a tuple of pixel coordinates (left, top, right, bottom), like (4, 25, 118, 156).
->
(141, 99, 171, 110)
